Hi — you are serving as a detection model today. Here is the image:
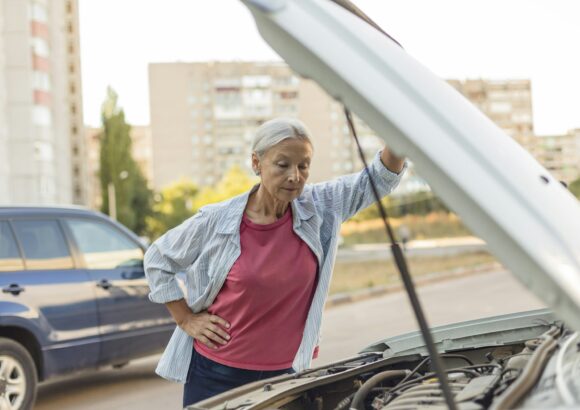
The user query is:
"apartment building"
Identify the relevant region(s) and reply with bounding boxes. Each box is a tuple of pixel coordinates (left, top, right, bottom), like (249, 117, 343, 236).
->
(520, 129, 580, 184)
(148, 61, 365, 189)
(0, 0, 87, 204)
(149, 63, 545, 193)
(449, 79, 579, 184)
(447, 78, 534, 141)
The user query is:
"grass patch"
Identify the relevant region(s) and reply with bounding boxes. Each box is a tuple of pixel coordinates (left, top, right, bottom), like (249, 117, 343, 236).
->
(341, 213, 472, 246)
(329, 251, 498, 295)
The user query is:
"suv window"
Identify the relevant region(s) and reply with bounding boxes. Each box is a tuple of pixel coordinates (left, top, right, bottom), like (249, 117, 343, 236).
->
(0, 221, 24, 271)
(12, 220, 74, 270)
(66, 218, 143, 269)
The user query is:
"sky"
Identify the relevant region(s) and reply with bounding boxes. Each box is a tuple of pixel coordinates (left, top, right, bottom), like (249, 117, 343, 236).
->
(78, 0, 580, 135)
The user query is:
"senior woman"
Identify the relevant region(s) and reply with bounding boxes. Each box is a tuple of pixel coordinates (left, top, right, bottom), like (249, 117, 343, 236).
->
(144, 117, 406, 405)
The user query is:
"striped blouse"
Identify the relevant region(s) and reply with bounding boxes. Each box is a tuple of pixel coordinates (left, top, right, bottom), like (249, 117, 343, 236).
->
(144, 150, 405, 383)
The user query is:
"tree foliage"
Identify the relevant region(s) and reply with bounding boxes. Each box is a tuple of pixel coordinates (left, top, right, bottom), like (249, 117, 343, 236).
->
(349, 191, 449, 222)
(145, 179, 199, 240)
(569, 177, 580, 200)
(145, 166, 257, 241)
(192, 165, 257, 210)
(99, 87, 153, 235)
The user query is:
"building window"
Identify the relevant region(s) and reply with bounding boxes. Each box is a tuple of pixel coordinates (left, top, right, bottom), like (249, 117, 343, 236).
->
(33, 106, 52, 126)
(489, 102, 512, 114)
(32, 37, 50, 57)
(32, 71, 51, 91)
(31, 3, 48, 23)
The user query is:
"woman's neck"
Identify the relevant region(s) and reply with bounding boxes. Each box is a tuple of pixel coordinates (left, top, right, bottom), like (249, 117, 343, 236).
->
(247, 185, 289, 220)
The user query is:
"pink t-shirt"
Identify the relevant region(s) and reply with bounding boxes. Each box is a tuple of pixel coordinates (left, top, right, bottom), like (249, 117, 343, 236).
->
(194, 207, 318, 370)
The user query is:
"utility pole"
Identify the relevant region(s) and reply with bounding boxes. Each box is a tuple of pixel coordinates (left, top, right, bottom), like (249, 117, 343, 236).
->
(107, 170, 128, 221)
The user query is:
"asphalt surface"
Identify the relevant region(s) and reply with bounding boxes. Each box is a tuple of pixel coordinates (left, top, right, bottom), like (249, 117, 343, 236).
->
(35, 269, 544, 410)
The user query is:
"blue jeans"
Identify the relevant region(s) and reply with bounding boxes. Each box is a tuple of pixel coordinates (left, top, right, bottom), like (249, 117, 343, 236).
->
(183, 348, 295, 407)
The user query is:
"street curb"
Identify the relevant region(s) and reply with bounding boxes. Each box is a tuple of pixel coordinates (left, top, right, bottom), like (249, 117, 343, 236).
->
(325, 262, 503, 310)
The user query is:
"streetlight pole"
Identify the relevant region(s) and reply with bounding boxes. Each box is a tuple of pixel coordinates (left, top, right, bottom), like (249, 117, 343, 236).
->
(108, 170, 129, 221)
(108, 182, 117, 220)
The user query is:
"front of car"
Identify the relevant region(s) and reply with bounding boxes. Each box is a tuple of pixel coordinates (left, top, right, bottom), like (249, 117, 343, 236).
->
(187, 0, 580, 408)
(190, 309, 580, 409)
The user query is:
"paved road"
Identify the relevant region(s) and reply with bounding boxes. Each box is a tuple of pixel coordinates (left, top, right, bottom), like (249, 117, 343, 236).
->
(316, 269, 543, 365)
(35, 269, 544, 410)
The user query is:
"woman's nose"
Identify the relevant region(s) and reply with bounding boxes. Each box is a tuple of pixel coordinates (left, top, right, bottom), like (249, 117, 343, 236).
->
(288, 167, 300, 182)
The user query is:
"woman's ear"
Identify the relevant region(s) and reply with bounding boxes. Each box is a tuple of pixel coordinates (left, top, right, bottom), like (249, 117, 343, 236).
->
(251, 152, 261, 176)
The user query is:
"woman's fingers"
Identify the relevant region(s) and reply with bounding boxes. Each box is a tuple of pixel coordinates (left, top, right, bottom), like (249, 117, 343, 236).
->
(209, 314, 231, 330)
(208, 324, 230, 343)
(202, 328, 228, 347)
(182, 311, 232, 349)
(198, 334, 217, 350)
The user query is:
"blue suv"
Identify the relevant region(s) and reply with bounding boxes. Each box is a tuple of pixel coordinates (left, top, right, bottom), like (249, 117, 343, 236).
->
(0, 206, 174, 410)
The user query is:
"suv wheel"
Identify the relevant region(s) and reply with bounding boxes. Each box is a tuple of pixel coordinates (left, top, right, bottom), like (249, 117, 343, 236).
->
(0, 338, 37, 410)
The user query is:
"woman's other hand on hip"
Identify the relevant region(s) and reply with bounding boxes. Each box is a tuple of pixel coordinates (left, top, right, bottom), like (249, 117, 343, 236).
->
(180, 311, 231, 350)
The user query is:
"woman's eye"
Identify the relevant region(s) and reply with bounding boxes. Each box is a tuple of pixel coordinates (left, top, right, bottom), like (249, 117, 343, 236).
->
(277, 163, 288, 168)
(299, 164, 309, 170)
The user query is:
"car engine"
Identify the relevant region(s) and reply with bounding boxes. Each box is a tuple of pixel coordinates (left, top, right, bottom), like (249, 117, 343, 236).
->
(190, 323, 580, 410)
(255, 326, 580, 410)
(340, 326, 572, 410)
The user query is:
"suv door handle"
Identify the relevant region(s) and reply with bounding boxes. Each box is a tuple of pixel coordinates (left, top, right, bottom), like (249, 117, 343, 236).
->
(121, 270, 145, 280)
(96, 279, 113, 290)
(2, 284, 25, 296)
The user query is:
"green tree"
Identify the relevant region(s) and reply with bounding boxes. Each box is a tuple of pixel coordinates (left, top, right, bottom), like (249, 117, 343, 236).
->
(193, 165, 257, 209)
(99, 87, 153, 234)
(145, 179, 199, 240)
(348, 191, 450, 222)
(569, 177, 580, 199)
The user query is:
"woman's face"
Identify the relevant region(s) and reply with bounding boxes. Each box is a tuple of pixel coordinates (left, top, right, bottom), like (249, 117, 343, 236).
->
(253, 138, 313, 203)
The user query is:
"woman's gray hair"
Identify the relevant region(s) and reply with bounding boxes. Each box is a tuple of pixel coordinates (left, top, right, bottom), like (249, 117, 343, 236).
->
(252, 117, 313, 158)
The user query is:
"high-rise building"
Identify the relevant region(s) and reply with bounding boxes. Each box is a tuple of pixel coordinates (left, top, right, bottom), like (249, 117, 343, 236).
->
(85, 125, 153, 210)
(149, 63, 544, 192)
(448, 79, 580, 184)
(519, 129, 580, 184)
(0, 0, 87, 204)
(447, 78, 534, 141)
(149, 61, 362, 190)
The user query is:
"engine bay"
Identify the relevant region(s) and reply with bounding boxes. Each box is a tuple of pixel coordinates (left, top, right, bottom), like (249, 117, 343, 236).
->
(257, 326, 579, 410)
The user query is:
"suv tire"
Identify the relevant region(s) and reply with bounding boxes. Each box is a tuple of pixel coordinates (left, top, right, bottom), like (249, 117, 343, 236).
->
(0, 338, 37, 410)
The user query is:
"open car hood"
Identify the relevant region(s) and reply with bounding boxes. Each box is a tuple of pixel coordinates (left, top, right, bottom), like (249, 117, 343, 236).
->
(241, 0, 580, 330)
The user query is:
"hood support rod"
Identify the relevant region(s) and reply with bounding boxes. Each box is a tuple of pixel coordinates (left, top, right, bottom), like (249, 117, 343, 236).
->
(344, 107, 457, 410)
